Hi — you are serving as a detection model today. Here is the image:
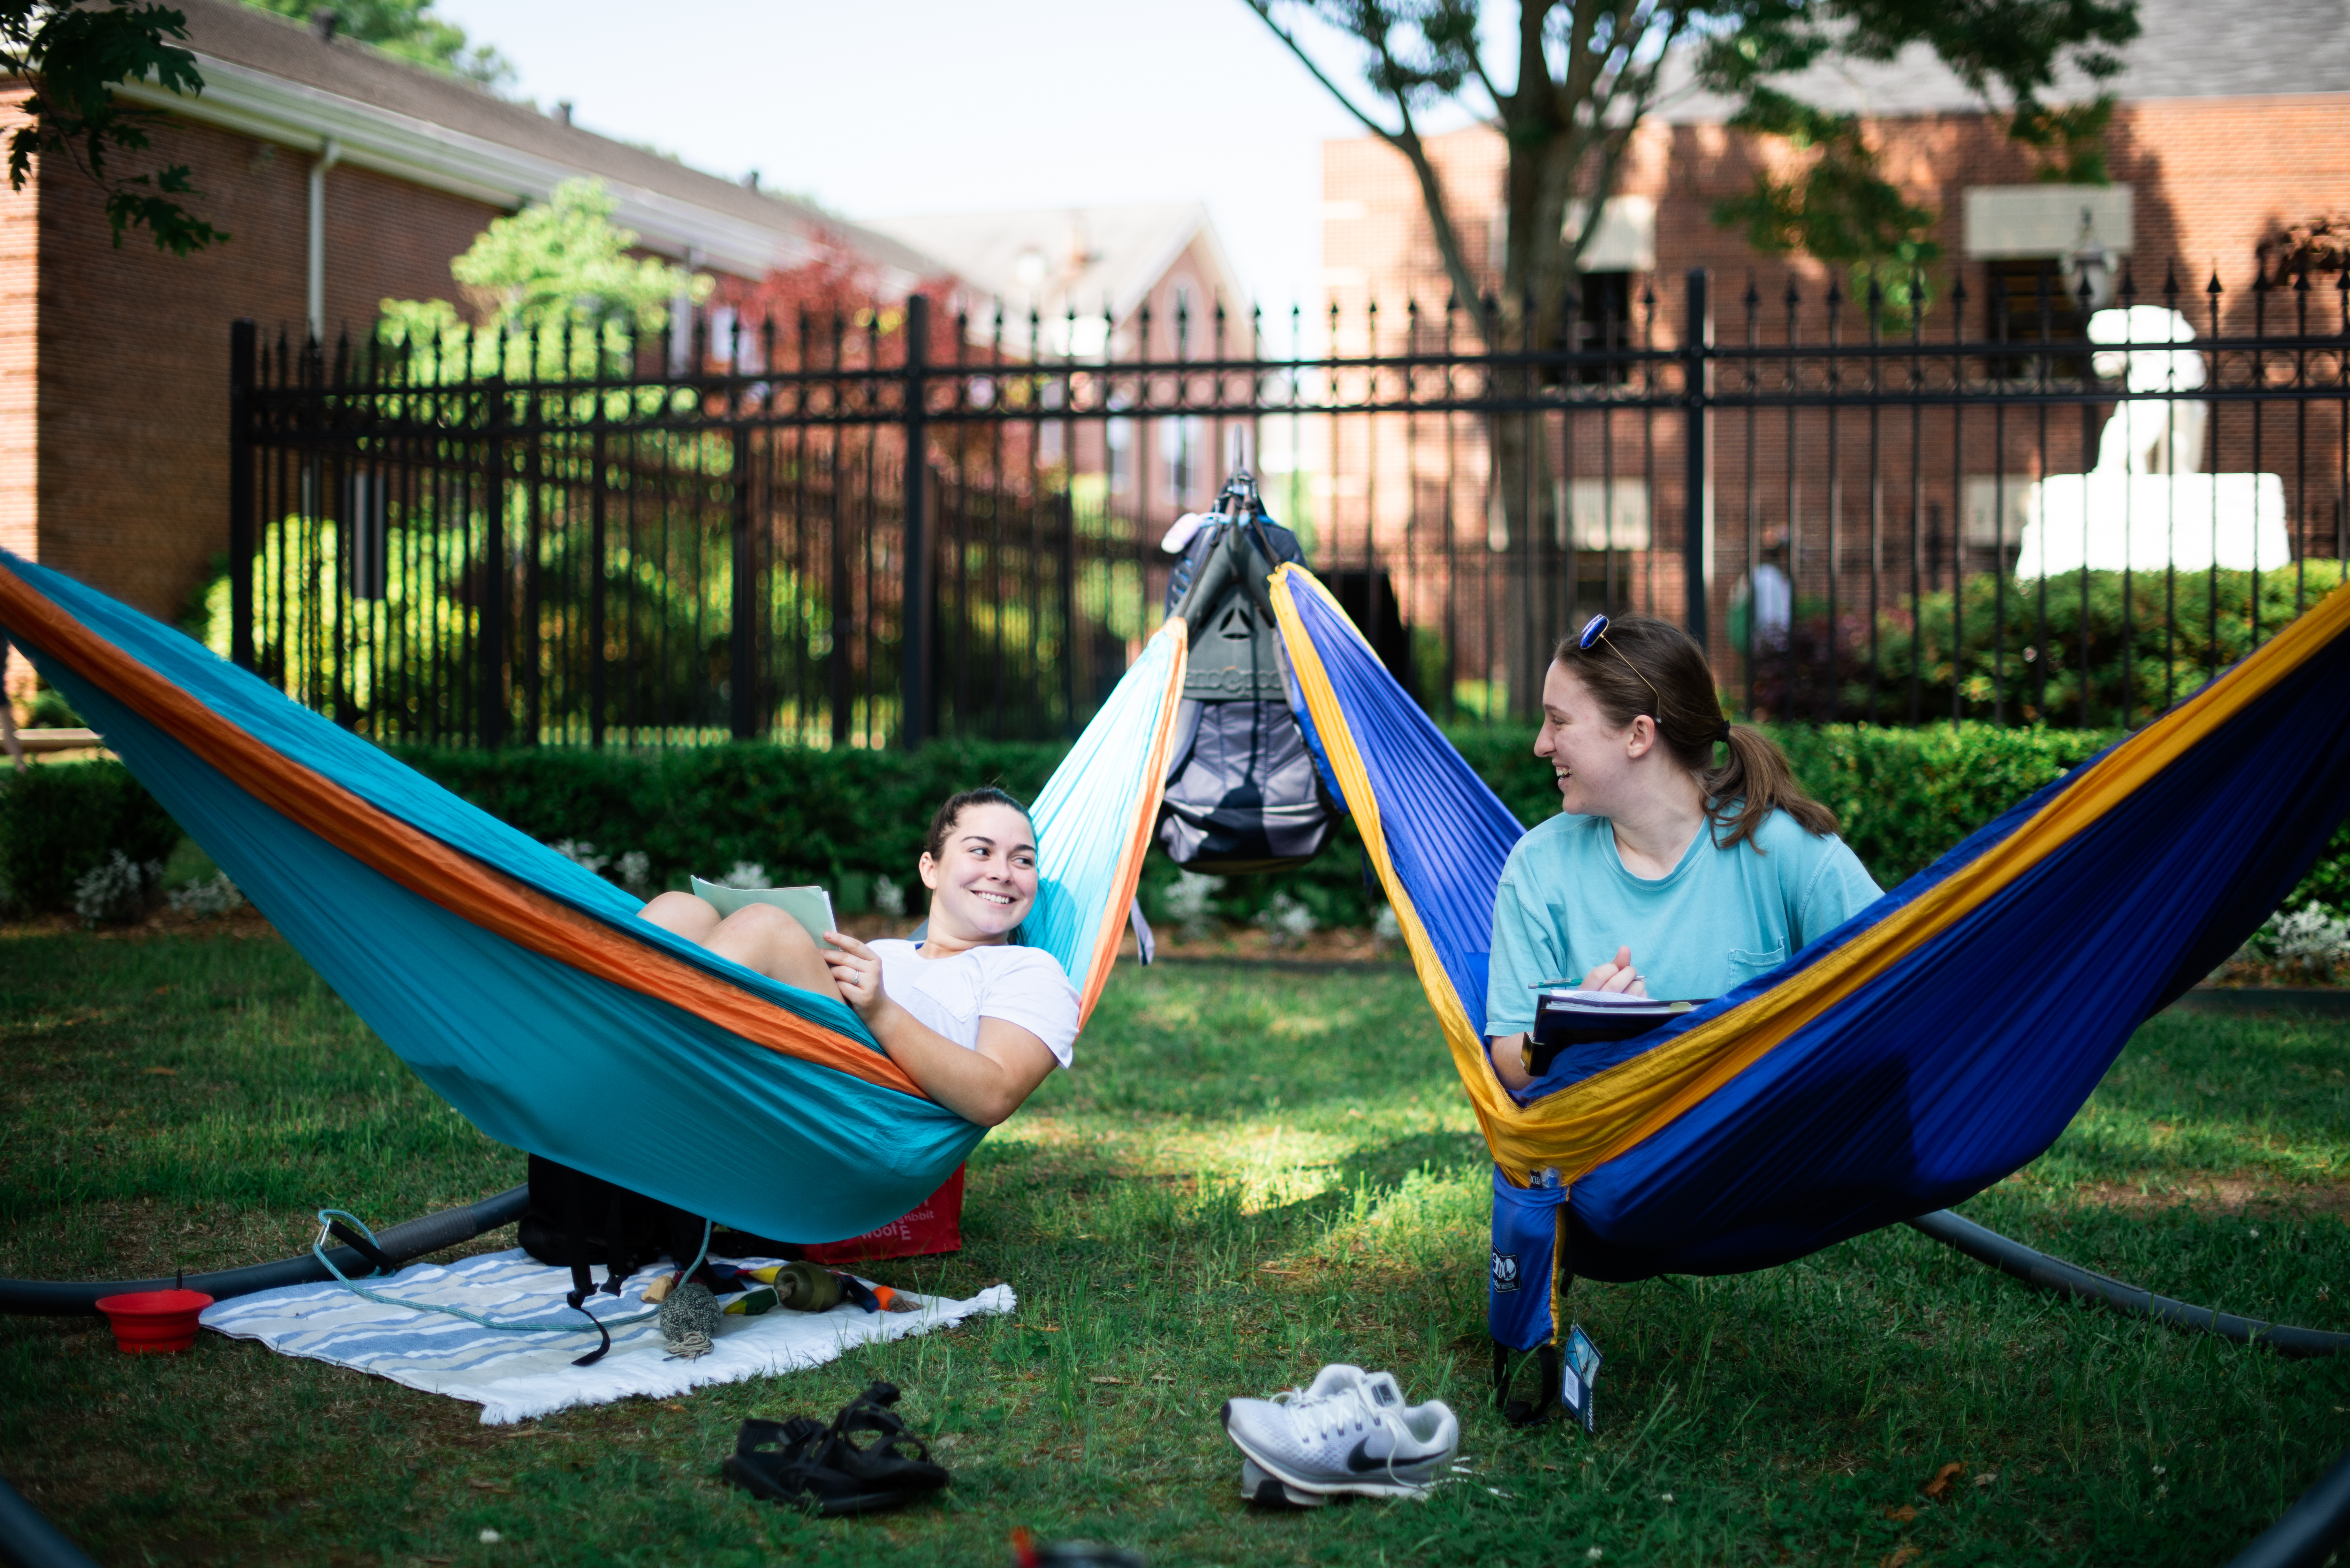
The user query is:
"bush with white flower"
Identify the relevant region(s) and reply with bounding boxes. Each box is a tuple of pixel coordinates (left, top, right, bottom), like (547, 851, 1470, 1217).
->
(167, 872, 244, 918)
(2273, 903, 2350, 974)
(72, 851, 162, 926)
(1255, 890, 1317, 949)
(2221, 901, 2350, 984)
(542, 839, 662, 899)
(1162, 871, 1224, 941)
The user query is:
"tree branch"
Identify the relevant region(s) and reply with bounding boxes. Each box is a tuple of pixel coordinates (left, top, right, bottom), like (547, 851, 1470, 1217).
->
(1241, 1, 1410, 144)
(1246, 0, 1488, 324)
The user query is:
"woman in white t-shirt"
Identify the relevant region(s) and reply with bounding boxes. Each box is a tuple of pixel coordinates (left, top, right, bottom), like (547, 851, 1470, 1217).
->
(636, 788, 1078, 1126)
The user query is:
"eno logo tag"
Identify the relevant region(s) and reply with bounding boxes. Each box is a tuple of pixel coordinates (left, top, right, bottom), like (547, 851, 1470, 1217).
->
(1490, 1250, 1521, 1293)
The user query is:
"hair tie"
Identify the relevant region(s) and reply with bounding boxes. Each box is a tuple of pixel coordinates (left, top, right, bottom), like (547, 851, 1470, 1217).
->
(1713, 723, 1733, 744)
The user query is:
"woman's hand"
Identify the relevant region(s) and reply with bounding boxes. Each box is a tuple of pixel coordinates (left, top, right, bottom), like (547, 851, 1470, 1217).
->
(821, 931, 897, 1024)
(1583, 945, 1649, 997)
(820, 932, 1056, 1126)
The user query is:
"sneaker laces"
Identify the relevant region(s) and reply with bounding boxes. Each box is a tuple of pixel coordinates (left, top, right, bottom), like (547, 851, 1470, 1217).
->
(1305, 1388, 1432, 1492)
(1270, 1379, 1347, 1410)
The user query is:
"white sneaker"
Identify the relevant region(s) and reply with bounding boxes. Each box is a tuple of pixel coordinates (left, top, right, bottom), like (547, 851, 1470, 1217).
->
(1235, 1365, 1367, 1507)
(1221, 1369, 1459, 1499)
(1239, 1457, 1328, 1508)
(1274, 1362, 1372, 1406)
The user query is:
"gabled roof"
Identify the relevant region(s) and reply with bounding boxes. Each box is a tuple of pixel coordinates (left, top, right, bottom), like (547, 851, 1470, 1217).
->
(112, 0, 947, 284)
(1655, 0, 2350, 123)
(860, 203, 1244, 326)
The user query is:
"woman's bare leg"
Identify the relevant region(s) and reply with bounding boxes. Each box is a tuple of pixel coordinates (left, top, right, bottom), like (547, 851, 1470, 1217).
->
(707, 905, 838, 993)
(638, 895, 839, 995)
(638, 891, 721, 942)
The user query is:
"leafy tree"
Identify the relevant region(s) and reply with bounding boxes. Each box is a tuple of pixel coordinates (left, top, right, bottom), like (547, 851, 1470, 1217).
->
(1247, 0, 2136, 706)
(378, 177, 710, 376)
(238, 0, 511, 87)
(0, 0, 224, 253)
(1246, 0, 2138, 345)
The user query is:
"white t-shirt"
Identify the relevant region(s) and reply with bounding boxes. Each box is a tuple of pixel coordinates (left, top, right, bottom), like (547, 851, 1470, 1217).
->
(869, 939, 1080, 1069)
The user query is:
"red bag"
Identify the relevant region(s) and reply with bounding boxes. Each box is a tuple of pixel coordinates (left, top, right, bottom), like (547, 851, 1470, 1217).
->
(800, 1165, 966, 1265)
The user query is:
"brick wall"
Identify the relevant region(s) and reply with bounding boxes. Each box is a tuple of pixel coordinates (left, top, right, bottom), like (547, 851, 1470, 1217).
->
(0, 91, 35, 704)
(1318, 93, 2350, 684)
(28, 109, 502, 621)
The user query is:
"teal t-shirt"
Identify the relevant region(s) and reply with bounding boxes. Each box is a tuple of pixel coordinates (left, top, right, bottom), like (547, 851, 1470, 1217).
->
(1484, 808, 1884, 1037)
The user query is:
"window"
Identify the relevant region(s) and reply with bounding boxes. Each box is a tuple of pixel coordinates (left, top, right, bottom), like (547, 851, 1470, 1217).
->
(1568, 273, 1635, 385)
(1107, 417, 1134, 494)
(1984, 260, 2089, 378)
(1161, 415, 1206, 505)
(1037, 381, 1066, 464)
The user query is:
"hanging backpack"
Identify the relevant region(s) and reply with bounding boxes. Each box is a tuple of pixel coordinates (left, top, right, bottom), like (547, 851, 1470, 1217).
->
(1156, 475, 1344, 874)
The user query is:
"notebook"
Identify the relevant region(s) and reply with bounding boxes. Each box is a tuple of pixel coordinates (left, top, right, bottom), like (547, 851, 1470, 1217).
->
(688, 877, 836, 943)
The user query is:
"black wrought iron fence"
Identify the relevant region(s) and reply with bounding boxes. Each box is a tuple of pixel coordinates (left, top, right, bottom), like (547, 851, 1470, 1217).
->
(230, 260, 2349, 748)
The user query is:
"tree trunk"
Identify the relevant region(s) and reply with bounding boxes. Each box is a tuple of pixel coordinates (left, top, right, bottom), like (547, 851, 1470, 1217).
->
(1490, 128, 1586, 716)
(1490, 402, 1555, 716)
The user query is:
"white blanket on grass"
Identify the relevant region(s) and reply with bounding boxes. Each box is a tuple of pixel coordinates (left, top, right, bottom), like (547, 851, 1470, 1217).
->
(199, 1248, 1014, 1425)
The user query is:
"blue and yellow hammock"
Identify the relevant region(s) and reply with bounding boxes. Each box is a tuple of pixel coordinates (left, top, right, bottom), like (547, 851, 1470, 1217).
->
(0, 551, 1186, 1244)
(1270, 563, 2350, 1350)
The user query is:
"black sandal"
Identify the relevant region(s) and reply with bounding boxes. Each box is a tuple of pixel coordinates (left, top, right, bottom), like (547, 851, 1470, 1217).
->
(723, 1415, 900, 1517)
(823, 1382, 950, 1500)
(721, 1384, 948, 1516)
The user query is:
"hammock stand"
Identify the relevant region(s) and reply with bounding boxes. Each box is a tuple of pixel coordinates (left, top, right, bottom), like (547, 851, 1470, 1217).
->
(5, 549, 2350, 1562)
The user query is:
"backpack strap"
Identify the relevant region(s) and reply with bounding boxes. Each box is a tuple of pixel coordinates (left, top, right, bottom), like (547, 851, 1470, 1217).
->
(600, 1185, 636, 1296)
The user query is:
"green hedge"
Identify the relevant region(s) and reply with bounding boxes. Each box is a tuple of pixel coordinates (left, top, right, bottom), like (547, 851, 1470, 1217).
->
(393, 739, 1068, 910)
(1446, 722, 2139, 888)
(0, 761, 183, 913)
(6, 725, 2346, 928)
(392, 741, 1390, 931)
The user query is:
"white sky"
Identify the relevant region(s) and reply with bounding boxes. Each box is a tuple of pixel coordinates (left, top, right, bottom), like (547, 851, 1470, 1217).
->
(429, 0, 1486, 311)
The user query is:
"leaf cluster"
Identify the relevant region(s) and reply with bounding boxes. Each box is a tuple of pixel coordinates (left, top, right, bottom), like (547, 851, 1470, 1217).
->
(1701, 0, 2136, 274)
(238, 0, 512, 87)
(1256, 0, 2143, 322)
(378, 177, 711, 374)
(1696, 0, 2135, 118)
(0, 0, 224, 253)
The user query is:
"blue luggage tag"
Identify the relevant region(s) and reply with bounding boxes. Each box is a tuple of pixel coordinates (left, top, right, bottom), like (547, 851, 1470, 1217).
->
(1561, 1323, 1603, 1434)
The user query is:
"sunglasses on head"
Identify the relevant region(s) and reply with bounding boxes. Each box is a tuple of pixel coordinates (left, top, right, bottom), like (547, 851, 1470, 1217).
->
(1576, 614, 1663, 712)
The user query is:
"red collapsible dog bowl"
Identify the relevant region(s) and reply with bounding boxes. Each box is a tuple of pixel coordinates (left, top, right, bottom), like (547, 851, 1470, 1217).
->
(94, 1289, 214, 1353)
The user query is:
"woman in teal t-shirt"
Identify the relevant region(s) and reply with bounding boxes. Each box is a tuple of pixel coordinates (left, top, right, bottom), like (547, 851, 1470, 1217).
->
(1486, 615, 1882, 1091)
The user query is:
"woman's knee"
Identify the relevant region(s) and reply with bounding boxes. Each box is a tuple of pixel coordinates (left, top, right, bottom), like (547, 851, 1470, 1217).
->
(717, 903, 824, 966)
(638, 891, 719, 938)
(709, 904, 830, 987)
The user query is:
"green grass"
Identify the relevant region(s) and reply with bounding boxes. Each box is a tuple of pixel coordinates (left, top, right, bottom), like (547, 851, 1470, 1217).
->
(4, 929, 2350, 1566)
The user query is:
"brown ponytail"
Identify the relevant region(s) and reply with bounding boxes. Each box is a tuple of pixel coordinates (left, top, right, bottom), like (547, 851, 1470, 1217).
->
(1551, 617, 1838, 853)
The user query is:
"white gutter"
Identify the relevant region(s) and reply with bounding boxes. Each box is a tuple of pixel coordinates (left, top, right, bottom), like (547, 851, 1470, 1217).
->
(306, 135, 339, 341)
(115, 57, 813, 278)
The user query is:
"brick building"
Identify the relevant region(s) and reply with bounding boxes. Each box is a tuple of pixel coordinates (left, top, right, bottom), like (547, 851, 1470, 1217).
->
(865, 204, 1254, 519)
(1317, 0, 2350, 696)
(0, 0, 941, 656)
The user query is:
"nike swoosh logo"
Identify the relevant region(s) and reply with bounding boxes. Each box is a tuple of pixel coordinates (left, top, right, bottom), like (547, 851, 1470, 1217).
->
(1346, 1438, 1395, 1473)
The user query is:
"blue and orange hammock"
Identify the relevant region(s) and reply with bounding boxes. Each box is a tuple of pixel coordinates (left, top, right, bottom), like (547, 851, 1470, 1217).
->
(8, 546, 2350, 1318)
(0, 551, 1185, 1245)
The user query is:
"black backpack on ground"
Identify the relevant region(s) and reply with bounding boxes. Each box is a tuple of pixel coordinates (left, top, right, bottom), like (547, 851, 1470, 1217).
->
(519, 1153, 711, 1285)
(1156, 476, 1345, 875)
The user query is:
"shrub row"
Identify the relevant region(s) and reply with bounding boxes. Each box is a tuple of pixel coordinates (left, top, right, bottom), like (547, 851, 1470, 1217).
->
(0, 761, 182, 913)
(5, 723, 2345, 930)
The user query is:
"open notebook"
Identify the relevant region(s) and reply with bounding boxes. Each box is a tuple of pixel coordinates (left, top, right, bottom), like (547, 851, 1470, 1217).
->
(689, 878, 837, 942)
